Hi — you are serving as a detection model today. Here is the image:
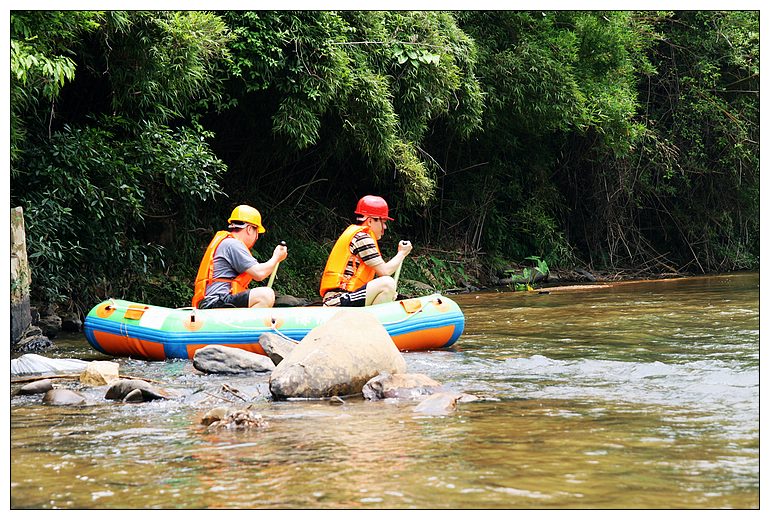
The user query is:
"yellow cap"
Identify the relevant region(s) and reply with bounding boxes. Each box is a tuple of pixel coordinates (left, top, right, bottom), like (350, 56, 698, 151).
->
(228, 205, 266, 233)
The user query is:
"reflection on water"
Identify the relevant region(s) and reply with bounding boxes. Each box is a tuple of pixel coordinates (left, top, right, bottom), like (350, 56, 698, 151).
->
(10, 273, 759, 508)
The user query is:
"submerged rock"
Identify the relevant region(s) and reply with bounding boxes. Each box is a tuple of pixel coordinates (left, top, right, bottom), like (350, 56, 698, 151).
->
(414, 392, 479, 415)
(201, 407, 229, 426)
(193, 345, 275, 375)
(123, 388, 145, 403)
(105, 379, 170, 402)
(269, 309, 406, 399)
(43, 388, 86, 406)
(362, 373, 442, 400)
(201, 407, 268, 430)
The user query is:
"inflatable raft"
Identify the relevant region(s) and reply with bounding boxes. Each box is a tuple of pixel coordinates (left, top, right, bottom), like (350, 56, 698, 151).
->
(84, 294, 464, 361)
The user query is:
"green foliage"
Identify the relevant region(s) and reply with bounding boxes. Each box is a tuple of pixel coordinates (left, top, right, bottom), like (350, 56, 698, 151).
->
(513, 199, 577, 267)
(140, 273, 194, 309)
(393, 141, 436, 207)
(10, 11, 101, 161)
(627, 11, 759, 270)
(222, 10, 483, 208)
(436, 11, 757, 273)
(100, 11, 235, 121)
(12, 118, 226, 307)
(399, 253, 471, 293)
(526, 255, 550, 278)
(427, 11, 653, 269)
(343, 70, 399, 166)
(135, 122, 224, 203)
(10, 40, 76, 97)
(504, 256, 549, 291)
(260, 239, 330, 300)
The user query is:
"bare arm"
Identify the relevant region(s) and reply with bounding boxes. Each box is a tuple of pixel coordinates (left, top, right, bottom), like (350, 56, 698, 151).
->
(244, 244, 288, 281)
(373, 241, 412, 276)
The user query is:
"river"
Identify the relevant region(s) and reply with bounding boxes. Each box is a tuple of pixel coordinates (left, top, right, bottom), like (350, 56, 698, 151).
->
(9, 273, 759, 509)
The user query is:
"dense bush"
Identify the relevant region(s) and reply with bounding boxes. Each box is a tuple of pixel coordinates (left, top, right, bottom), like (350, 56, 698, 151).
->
(14, 119, 226, 309)
(11, 11, 233, 310)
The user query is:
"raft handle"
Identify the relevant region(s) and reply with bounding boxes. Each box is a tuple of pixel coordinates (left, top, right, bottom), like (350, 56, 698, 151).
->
(175, 306, 198, 323)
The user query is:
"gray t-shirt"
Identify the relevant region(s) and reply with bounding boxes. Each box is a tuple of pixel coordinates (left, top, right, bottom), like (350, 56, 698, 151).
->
(205, 237, 259, 299)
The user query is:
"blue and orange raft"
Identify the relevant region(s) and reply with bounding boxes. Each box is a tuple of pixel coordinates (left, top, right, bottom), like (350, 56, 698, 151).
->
(84, 294, 465, 361)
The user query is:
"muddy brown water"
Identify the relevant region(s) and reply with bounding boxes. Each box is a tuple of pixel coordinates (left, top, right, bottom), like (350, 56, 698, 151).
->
(9, 273, 759, 509)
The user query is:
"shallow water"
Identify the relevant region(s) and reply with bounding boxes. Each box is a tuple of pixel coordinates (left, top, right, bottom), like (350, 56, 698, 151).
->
(9, 273, 759, 509)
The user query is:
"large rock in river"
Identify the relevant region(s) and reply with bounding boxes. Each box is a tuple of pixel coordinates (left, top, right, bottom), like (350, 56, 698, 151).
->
(269, 309, 406, 399)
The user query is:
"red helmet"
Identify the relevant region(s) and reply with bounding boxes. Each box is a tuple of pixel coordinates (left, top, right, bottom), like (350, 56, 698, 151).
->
(354, 195, 394, 221)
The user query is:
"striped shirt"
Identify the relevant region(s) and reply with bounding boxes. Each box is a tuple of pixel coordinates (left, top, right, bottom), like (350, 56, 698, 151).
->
(344, 231, 384, 277)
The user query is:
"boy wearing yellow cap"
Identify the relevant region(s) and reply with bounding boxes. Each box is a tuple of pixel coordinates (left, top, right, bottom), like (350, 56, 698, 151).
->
(192, 205, 288, 309)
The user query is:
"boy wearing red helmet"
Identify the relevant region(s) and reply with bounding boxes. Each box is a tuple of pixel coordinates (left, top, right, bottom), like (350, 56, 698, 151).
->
(320, 195, 412, 306)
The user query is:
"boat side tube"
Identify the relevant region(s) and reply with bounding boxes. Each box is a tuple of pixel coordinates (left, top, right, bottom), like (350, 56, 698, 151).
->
(84, 294, 465, 360)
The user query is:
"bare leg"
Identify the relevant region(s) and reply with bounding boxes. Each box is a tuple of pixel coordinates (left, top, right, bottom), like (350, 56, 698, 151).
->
(365, 276, 397, 306)
(248, 287, 276, 308)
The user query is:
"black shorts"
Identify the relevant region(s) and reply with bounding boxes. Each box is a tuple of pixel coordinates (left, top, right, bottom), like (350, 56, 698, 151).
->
(322, 285, 368, 307)
(198, 290, 251, 309)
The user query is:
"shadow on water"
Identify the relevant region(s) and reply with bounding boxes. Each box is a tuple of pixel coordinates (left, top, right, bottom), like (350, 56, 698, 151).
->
(10, 273, 759, 509)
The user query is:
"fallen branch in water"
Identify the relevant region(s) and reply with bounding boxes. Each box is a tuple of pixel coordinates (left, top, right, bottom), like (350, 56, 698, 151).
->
(538, 284, 613, 292)
(221, 383, 249, 402)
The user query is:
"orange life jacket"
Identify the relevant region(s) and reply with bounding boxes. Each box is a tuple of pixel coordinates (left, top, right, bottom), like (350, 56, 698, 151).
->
(319, 224, 381, 297)
(191, 231, 253, 308)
